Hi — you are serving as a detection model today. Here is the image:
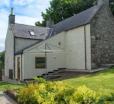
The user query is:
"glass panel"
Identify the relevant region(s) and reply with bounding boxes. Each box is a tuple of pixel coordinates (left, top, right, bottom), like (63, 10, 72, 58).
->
(35, 57, 46, 69)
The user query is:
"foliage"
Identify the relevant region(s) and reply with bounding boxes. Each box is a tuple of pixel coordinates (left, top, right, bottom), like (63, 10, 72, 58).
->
(0, 51, 5, 70)
(18, 68, 114, 104)
(110, 0, 114, 15)
(17, 81, 100, 104)
(36, 0, 114, 26)
(73, 86, 99, 104)
(36, 0, 96, 26)
(0, 82, 23, 91)
(55, 85, 99, 104)
(97, 93, 114, 104)
(34, 76, 47, 83)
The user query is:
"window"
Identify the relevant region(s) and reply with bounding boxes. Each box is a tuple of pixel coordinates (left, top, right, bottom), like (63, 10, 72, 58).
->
(29, 30, 35, 36)
(35, 57, 46, 68)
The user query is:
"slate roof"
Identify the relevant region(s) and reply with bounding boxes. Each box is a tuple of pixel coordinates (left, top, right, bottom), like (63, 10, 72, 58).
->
(47, 5, 102, 38)
(12, 23, 51, 40)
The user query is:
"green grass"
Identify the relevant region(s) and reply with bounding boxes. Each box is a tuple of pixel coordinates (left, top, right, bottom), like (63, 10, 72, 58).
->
(64, 68, 114, 95)
(0, 82, 24, 91)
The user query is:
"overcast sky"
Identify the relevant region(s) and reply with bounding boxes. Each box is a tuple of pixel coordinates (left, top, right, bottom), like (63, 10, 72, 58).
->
(0, 0, 51, 52)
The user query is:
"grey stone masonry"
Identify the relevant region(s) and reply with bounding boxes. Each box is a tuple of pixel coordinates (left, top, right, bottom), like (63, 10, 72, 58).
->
(91, 4, 114, 68)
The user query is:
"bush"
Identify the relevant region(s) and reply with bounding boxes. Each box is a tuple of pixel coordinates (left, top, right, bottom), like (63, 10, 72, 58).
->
(55, 85, 99, 104)
(34, 77, 46, 83)
(97, 93, 114, 104)
(17, 79, 100, 104)
(17, 81, 66, 104)
(73, 86, 99, 104)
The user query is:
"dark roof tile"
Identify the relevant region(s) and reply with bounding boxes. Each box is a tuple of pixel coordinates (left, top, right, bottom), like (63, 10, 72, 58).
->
(12, 23, 51, 40)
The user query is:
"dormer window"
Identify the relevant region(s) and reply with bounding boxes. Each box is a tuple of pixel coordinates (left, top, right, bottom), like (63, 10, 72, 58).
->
(29, 30, 35, 36)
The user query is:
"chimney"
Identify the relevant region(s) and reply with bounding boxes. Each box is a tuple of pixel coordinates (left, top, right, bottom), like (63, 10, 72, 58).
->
(9, 8, 15, 24)
(97, 0, 109, 6)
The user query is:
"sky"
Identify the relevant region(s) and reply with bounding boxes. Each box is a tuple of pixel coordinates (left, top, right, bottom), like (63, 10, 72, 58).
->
(0, 0, 51, 52)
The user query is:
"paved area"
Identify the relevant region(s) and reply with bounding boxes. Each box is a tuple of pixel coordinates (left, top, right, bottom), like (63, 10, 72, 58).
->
(0, 92, 17, 104)
(44, 69, 88, 81)
(44, 68, 108, 81)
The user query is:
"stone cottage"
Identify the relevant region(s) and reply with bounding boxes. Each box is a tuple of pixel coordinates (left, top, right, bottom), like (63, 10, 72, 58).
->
(5, 0, 114, 80)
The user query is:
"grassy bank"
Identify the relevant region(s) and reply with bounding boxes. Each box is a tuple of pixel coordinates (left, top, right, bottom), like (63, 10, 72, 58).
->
(0, 82, 23, 91)
(64, 68, 114, 95)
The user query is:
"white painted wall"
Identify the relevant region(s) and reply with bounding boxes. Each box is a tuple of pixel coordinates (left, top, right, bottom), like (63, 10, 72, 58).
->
(65, 24, 91, 70)
(65, 26, 85, 69)
(5, 25, 14, 78)
(85, 25, 91, 70)
(22, 32, 65, 79)
(15, 38, 38, 52)
(21, 25, 91, 79)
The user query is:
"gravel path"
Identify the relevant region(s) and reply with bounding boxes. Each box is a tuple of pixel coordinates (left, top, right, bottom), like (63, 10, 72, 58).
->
(0, 92, 17, 104)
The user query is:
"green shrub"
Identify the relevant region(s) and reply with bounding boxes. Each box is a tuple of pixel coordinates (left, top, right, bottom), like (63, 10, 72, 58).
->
(17, 79, 100, 104)
(55, 85, 100, 104)
(17, 81, 65, 104)
(17, 84, 38, 104)
(97, 93, 114, 104)
(73, 85, 99, 104)
(34, 77, 46, 83)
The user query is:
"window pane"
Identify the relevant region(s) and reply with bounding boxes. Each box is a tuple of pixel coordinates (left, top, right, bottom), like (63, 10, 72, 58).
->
(35, 57, 46, 68)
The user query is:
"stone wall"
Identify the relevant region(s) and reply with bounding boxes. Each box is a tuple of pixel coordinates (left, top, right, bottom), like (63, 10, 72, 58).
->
(91, 5, 114, 68)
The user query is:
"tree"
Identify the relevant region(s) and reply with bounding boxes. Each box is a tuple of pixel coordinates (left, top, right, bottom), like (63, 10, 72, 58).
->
(110, 0, 114, 15)
(35, 0, 96, 26)
(0, 51, 5, 70)
(36, 0, 114, 27)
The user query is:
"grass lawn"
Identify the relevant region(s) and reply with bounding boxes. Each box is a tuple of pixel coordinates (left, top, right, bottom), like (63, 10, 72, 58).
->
(64, 68, 114, 95)
(0, 82, 24, 91)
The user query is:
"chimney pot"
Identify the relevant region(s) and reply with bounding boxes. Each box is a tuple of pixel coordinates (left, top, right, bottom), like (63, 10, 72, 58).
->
(9, 8, 15, 24)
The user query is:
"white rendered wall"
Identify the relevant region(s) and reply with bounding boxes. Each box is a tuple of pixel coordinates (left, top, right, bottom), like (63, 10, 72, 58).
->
(5, 26, 14, 78)
(15, 38, 38, 52)
(22, 32, 65, 79)
(65, 24, 91, 70)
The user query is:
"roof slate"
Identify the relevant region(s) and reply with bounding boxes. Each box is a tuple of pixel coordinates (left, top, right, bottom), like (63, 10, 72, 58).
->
(12, 23, 51, 40)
